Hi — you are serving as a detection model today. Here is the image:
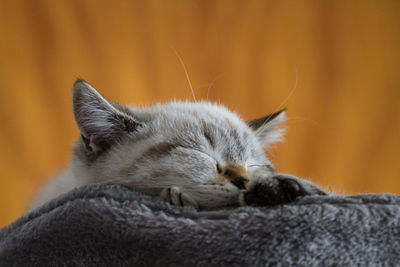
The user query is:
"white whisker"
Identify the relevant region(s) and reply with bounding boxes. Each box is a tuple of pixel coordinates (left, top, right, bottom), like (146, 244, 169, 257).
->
(171, 47, 196, 101)
(206, 73, 224, 100)
(255, 66, 299, 128)
(274, 65, 299, 112)
(285, 116, 321, 128)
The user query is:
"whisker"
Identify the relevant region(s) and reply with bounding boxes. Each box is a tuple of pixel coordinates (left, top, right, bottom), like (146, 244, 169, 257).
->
(285, 116, 321, 128)
(171, 46, 196, 101)
(247, 164, 276, 173)
(254, 66, 299, 129)
(247, 164, 272, 168)
(206, 73, 224, 100)
(274, 65, 298, 112)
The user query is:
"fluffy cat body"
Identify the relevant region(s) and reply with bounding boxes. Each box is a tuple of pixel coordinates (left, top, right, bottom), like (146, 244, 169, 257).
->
(29, 80, 326, 211)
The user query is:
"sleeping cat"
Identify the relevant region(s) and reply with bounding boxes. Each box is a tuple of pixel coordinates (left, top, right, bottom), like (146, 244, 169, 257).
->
(29, 79, 326, 211)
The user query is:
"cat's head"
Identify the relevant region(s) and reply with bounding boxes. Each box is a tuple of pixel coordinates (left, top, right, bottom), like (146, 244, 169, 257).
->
(71, 79, 286, 197)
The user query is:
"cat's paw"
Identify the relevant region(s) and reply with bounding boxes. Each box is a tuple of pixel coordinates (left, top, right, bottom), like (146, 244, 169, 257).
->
(239, 173, 327, 206)
(160, 186, 199, 209)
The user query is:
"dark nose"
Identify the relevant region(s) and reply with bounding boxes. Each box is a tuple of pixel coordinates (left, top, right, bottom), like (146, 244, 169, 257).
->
(232, 176, 249, 189)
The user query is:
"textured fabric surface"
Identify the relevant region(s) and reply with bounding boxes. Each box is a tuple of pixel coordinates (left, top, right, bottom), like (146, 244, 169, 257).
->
(1, 184, 400, 266)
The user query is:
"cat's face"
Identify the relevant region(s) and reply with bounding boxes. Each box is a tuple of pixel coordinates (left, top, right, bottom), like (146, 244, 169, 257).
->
(71, 80, 286, 204)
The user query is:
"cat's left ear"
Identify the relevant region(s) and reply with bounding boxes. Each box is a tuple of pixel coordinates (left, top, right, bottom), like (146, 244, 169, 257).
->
(247, 109, 286, 147)
(73, 79, 141, 153)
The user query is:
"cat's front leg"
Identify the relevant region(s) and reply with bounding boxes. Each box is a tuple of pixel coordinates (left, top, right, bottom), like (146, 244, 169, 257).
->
(160, 184, 241, 210)
(160, 186, 199, 209)
(240, 173, 327, 206)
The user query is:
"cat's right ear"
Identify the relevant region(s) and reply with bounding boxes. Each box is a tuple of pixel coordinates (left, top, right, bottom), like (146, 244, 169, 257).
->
(73, 79, 141, 153)
(247, 109, 286, 147)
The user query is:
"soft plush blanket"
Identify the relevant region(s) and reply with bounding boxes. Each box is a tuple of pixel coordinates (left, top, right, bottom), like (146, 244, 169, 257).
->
(1, 184, 399, 266)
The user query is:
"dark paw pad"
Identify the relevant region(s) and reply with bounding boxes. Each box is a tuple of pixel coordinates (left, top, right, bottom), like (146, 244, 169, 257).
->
(244, 176, 309, 206)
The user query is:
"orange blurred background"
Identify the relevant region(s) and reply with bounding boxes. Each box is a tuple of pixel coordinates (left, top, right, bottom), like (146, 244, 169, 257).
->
(1, 0, 399, 226)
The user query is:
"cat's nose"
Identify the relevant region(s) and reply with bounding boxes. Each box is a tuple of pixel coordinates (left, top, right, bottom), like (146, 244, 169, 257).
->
(221, 164, 250, 189)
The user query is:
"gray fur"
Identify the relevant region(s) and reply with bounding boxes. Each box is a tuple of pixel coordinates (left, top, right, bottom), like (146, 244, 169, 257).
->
(29, 79, 325, 211)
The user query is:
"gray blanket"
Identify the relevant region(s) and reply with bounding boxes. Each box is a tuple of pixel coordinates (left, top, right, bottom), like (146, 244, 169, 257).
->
(1, 184, 399, 266)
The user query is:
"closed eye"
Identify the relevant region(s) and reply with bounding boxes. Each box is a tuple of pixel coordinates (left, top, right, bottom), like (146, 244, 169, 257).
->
(182, 146, 218, 165)
(191, 148, 222, 173)
(178, 146, 221, 174)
